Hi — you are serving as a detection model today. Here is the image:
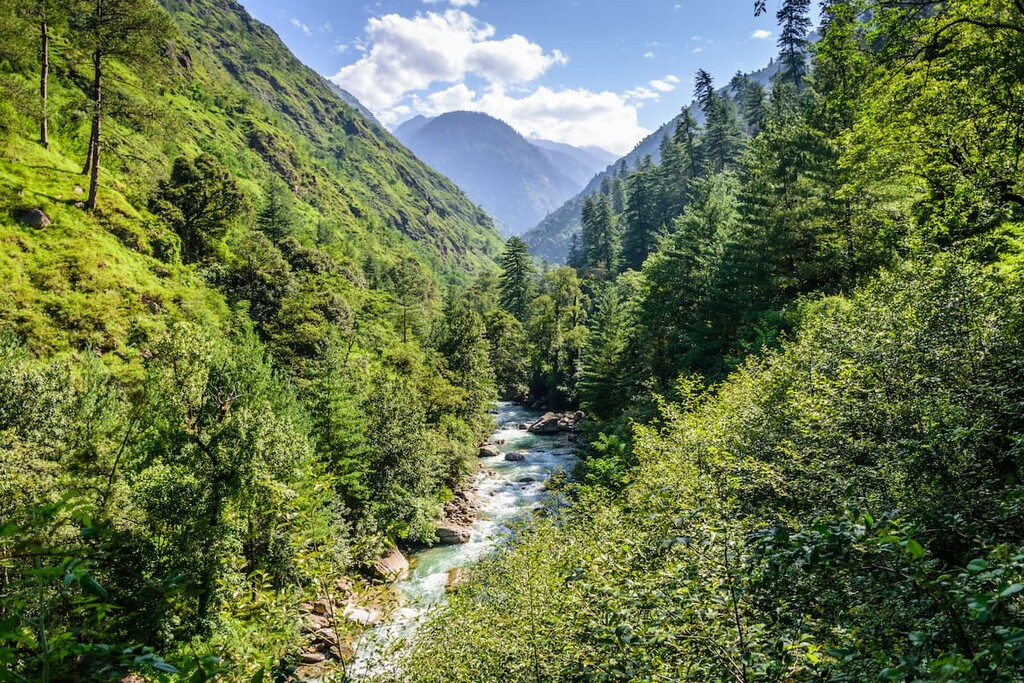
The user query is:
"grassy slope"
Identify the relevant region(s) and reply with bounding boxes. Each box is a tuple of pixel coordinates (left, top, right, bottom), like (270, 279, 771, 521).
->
(161, 0, 502, 271)
(0, 0, 501, 363)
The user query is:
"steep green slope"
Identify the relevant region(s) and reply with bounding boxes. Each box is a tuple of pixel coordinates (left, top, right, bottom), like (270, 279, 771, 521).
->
(0, 0, 502, 359)
(160, 0, 502, 273)
(0, 0, 509, 678)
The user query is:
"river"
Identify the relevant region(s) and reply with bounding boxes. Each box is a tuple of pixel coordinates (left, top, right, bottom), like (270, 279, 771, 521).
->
(350, 402, 577, 678)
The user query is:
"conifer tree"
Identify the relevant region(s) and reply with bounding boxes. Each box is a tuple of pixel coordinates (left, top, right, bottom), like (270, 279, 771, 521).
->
(579, 284, 630, 420)
(499, 237, 534, 323)
(621, 157, 658, 270)
(582, 194, 618, 277)
(257, 177, 302, 242)
(78, 0, 170, 210)
(776, 0, 812, 90)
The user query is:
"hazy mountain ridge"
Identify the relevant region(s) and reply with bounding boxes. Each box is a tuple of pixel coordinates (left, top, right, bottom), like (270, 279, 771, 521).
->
(394, 111, 612, 236)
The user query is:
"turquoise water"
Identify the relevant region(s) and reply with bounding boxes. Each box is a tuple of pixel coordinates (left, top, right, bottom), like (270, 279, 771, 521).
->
(350, 402, 576, 677)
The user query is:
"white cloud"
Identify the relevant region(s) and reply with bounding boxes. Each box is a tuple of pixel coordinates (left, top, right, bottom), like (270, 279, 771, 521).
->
(692, 46, 703, 53)
(623, 73, 680, 111)
(290, 18, 312, 36)
(643, 51, 655, 59)
(752, 29, 772, 39)
(334, 8, 653, 153)
(624, 86, 659, 101)
(331, 10, 566, 112)
(403, 84, 649, 154)
(649, 75, 679, 92)
(423, 0, 480, 6)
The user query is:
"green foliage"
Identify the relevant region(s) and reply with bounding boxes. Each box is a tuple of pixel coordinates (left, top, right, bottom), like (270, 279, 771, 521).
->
(498, 236, 534, 323)
(397, 255, 1024, 683)
(482, 309, 528, 402)
(151, 154, 250, 263)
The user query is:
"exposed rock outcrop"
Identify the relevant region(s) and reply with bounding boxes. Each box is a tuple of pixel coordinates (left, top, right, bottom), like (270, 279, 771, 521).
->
(528, 411, 585, 434)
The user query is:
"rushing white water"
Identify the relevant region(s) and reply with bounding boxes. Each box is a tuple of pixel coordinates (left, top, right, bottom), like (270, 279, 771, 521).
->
(350, 402, 577, 678)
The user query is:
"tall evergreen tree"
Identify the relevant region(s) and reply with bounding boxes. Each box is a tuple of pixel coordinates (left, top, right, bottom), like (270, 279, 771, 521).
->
(579, 284, 630, 420)
(499, 237, 534, 323)
(695, 70, 745, 172)
(776, 0, 813, 89)
(621, 157, 659, 270)
(257, 177, 302, 242)
(77, 0, 170, 210)
(434, 293, 495, 419)
(582, 194, 619, 277)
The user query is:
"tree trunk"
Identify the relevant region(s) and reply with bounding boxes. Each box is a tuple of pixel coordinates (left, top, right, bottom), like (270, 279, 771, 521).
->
(40, 19, 49, 150)
(85, 50, 102, 211)
(196, 487, 223, 629)
(82, 132, 94, 175)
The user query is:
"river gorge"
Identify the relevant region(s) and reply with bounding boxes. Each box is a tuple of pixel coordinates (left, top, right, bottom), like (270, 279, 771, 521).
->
(350, 402, 578, 677)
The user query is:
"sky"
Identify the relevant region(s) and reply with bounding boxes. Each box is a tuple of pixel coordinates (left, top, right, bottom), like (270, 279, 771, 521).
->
(237, 0, 791, 155)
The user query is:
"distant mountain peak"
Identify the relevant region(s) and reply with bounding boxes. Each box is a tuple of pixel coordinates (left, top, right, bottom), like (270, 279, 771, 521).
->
(393, 111, 610, 237)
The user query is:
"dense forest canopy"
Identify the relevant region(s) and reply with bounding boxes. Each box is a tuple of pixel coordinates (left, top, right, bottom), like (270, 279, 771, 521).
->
(0, 0, 1023, 681)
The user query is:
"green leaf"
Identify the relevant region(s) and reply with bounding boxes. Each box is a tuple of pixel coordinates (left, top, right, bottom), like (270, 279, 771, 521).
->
(80, 575, 110, 601)
(967, 559, 989, 573)
(905, 539, 924, 559)
(1000, 584, 1024, 599)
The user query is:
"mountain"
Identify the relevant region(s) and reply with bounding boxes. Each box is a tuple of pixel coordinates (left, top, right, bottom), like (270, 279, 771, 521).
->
(0, 0, 504, 359)
(394, 111, 603, 236)
(524, 57, 785, 264)
(531, 138, 618, 183)
(325, 80, 385, 129)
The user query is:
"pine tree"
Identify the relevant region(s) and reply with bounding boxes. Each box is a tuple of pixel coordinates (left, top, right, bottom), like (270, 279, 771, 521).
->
(257, 177, 302, 242)
(499, 237, 534, 323)
(78, 0, 170, 210)
(582, 194, 618, 277)
(579, 284, 630, 420)
(434, 293, 496, 418)
(0, 0, 70, 149)
(776, 0, 813, 90)
(694, 71, 745, 172)
(621, 157, 658, 270)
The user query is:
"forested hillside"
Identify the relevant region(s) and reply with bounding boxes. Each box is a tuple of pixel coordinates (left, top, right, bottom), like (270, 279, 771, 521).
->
(382, 0, 1024, 680)
(524, 60, 782, 264)
(0, 0, 509, 679)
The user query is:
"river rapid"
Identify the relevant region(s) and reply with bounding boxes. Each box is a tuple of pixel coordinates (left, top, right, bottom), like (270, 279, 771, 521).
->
(350, 402, 577, 677)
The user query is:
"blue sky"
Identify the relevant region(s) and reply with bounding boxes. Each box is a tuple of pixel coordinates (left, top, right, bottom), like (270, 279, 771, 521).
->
(238, 0, 790, 154)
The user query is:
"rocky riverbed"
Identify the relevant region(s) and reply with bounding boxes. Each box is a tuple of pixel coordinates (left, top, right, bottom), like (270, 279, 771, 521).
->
(346, 402, 579, 679)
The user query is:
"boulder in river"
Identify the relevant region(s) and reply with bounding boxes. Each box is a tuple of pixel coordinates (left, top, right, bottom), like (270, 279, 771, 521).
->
(528, 412, 562, 434)
(372, 546, 410, 582)
(478, 444, 501, 458)
(435, 521, 471, 544)
(343, 604, 383, 626)
(505, 452, 526, 462)
(446, 567, 473, 590)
